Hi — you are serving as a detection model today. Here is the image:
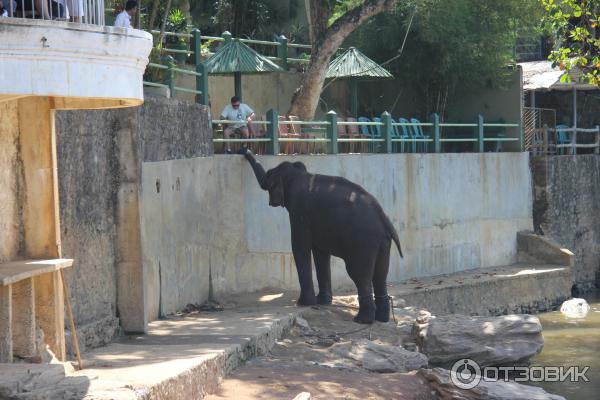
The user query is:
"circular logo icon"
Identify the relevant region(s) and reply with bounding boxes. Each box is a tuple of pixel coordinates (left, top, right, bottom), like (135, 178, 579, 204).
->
(450, 358, 482, 389)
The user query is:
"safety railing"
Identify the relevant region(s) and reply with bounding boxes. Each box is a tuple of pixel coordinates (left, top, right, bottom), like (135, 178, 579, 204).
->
(143, 29, 209, 105)
(149, 29, 312, 68)
(4, 0, 105, 25)
(212, 109, 522, 155)
(531, 125, 600, 155)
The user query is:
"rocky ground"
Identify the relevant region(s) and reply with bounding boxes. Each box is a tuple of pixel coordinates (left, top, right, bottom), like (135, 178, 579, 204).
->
(206, 296, 565, 400)
(205, 300, 436, 400)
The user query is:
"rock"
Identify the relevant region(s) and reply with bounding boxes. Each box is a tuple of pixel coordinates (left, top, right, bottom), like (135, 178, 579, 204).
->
(332, 339, 428, 373)
(413, 313, 543, 367)
(418, 368, 565, 400)
(295, 316, 311, 330)
(292, 392, 311, 400)
(560, 298, 590, 318)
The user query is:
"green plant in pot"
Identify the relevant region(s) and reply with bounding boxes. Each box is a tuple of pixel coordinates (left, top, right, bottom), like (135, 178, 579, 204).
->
(165, 9, 189, 64)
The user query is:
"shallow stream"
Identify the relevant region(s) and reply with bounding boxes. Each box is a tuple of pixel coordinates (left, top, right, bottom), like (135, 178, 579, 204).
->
(528, 291, 599, 399)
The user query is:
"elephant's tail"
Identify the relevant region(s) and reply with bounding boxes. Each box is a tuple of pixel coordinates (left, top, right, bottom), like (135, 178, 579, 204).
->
(382, 214, 403, 258)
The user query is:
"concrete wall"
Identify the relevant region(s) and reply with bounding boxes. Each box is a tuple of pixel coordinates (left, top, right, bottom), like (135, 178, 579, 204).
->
(0, 100, 23, 262)
(141, 153, 533, 318)
(532, 155, 600, 291)
(55, 97, 212, 341)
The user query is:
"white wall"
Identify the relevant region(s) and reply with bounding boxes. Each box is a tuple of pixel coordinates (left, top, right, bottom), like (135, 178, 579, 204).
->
(140, 153, 532, 319)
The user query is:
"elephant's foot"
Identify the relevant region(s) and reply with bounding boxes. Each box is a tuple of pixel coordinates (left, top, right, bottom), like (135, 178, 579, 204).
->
(317, 292, 332, 305)
(375, 295, 391, 322)
(296, 293, 317, 306)
(353, 295, 376, 324)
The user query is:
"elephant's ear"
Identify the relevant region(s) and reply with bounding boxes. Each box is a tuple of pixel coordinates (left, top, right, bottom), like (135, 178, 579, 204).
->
(292, 162, 307, 172)
(268, 177, 285, 207)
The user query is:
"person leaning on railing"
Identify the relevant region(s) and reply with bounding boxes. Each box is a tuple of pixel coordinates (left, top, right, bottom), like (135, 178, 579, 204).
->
(220, 96, 255, 154)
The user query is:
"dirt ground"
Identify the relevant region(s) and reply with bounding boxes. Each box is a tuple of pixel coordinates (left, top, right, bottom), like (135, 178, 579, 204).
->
(205, 301, 437, 400)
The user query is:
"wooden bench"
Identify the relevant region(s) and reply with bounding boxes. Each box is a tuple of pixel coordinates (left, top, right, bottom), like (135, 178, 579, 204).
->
(0, 259, 73, 363)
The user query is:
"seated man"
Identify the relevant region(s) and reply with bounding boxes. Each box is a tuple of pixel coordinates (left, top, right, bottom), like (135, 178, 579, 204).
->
(220, 96, 255, 154)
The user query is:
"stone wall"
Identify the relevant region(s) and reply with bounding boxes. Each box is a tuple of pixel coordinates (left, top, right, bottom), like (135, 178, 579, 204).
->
(55, 96, 212, 344)
(0, 100, 23, 262)
(532, 155, 600, 291)
(140, 153, 533, 319)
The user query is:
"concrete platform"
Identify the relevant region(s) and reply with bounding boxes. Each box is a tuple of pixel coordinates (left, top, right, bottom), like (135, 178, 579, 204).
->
(0, 292, 307, 400)
(388, 263, 572, 316)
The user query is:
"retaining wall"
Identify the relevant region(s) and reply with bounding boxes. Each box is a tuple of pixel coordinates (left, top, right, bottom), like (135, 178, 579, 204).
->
(141, 153, 533, 318)
(532, 155, 600, 291)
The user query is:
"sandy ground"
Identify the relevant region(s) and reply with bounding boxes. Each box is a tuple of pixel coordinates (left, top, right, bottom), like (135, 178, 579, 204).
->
(206, 301, 437, 400)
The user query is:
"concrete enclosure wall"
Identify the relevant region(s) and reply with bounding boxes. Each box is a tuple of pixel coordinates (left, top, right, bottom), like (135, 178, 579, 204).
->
(55, 97, 212, 341)
(532, 155, 600, 291)
(141, 153, 533, 318)
(0, 100, 23, 262)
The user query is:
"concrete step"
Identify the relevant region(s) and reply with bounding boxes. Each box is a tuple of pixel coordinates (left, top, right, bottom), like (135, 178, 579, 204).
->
(388, 263, 572, 316)
(0, 292, 307, 400)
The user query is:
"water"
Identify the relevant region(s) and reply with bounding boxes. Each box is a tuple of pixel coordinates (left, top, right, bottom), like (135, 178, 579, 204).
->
(529, 291, 600, 399)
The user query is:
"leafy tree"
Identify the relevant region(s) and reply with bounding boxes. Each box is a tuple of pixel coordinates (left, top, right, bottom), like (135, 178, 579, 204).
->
(288, 0, 399, 120)
(348, 0, 542, 117)
(541, 0, 600, 85)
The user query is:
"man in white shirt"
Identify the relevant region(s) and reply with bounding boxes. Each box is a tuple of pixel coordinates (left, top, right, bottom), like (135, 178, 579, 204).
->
(220, 96, 255, 154)
(114, 0, 137, 28)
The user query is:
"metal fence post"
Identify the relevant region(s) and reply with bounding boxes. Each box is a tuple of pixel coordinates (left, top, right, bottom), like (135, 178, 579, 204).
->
(196, 63, 209, 105)
(192, 29, 202, 66)
(163, 55, 176, 98)
(327, 111, 338, 154)
(382, 111, 392, 153)
(477, 115, 484, 153)
(596, 126, 600, 155)
(277, 35, 288, 71)
(519, 120, 524, 153)
(267, 109, 279, 155)
(223, 31, 232, 43)
(431, 113, 441, 153)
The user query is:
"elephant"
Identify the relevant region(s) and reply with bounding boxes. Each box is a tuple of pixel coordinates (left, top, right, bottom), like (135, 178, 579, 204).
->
(241, 149, 403, 324)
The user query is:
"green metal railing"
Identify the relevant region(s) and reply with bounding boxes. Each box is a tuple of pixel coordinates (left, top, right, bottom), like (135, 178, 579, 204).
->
(212, 109, 522, 155)
(143, 29, 209, 105)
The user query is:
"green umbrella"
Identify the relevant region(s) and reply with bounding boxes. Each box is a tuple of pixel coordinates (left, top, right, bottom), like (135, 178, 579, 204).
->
(326, 47, 393, 117)
(204, 32, 284, 100)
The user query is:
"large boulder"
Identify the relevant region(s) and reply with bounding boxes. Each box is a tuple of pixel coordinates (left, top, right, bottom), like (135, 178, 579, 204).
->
(413, 311, 543, 367)
(418, 368, 565, 400)
(332, 339, 428, 373)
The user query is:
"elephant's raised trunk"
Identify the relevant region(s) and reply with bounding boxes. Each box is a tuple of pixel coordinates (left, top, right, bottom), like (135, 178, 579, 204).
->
(242, 149, 268, 190)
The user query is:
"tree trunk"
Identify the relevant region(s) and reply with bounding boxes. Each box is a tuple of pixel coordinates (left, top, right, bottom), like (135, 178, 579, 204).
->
(288, 0, 399, 121)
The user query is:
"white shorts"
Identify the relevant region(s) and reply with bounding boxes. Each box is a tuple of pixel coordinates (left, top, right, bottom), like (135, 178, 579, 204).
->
(65, 0, 84, 17)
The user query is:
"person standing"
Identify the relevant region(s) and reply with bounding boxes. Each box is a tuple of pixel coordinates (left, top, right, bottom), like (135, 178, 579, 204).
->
(220, 96, 255, 154)
(114, 0, 137, 28)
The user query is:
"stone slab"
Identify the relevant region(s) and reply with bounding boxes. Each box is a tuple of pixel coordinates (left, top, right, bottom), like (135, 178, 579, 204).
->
(386, 263, 572, 316)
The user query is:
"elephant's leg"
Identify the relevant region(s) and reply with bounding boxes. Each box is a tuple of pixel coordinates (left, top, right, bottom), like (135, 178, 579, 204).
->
(313, 248, 332, 305)
(291, 221, 317, 306)
(373, 241, 391, 322)
(345, 255, 376, 324)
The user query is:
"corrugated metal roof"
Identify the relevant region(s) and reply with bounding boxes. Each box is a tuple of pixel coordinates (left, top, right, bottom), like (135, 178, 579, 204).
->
(204, 39, 283, 74)
(519, 60, 597, 91)
(326, 47, 393, 80)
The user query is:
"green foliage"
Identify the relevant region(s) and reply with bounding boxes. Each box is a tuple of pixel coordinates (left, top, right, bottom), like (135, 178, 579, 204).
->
(541, 0, 600, 85)
(165, 8, 189, 45)
(348, 0, 542, 116)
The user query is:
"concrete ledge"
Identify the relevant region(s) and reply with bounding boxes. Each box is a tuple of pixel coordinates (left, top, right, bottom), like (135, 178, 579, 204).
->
(388, 263, 572, 316)
(517, 230, 575, 267)
(65, 315, 120, 356)
(0, 293, 306, 399)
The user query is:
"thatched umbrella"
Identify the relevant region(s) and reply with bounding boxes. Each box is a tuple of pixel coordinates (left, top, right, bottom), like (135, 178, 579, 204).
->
(204, 32, 284, 100)
(326, 47, 393, 117)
